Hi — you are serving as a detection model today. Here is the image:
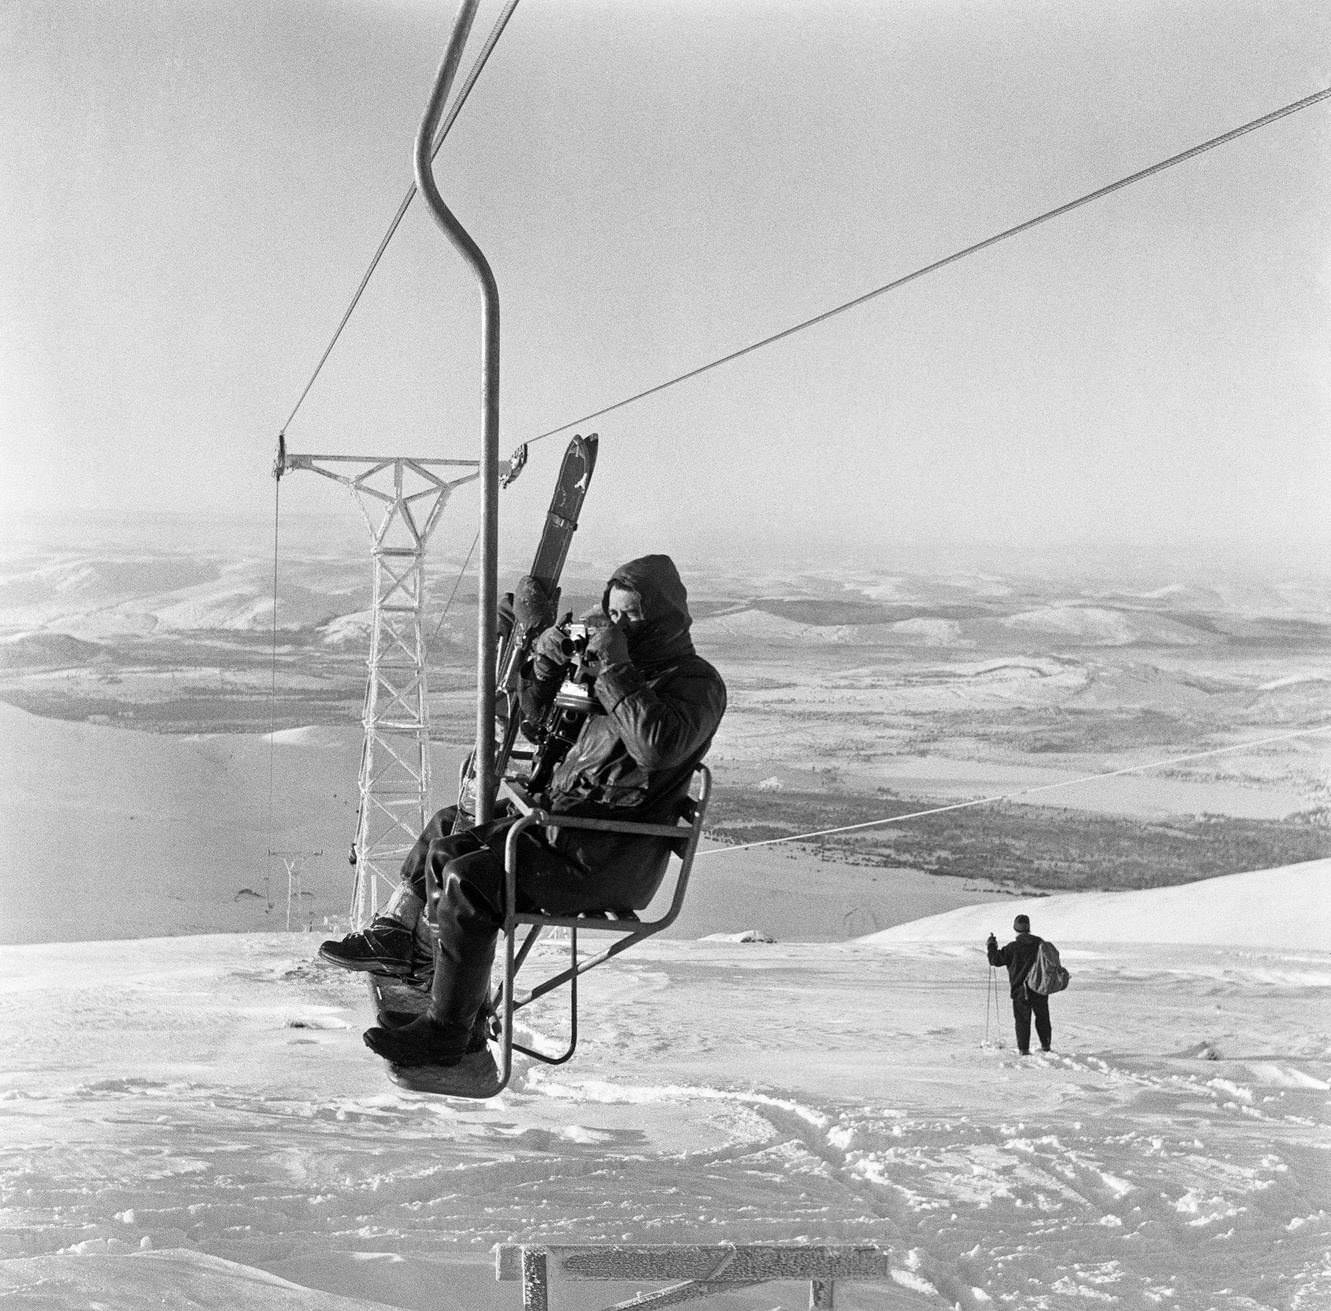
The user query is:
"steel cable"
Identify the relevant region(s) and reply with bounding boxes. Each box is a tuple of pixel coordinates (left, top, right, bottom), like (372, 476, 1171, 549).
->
(277, 0, 524, 437)
(698, 723, 1331, 857)
(523, 86, 1331, 446)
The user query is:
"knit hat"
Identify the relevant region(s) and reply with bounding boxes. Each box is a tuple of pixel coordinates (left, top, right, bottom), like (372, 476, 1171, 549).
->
(1013, 914, 1030, 932)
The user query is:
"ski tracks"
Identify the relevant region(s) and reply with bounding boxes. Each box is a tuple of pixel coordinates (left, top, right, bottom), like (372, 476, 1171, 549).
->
(523, 1042, 1331, 1311)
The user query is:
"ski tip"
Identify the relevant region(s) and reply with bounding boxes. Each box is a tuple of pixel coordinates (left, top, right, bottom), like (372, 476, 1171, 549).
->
(573, 431, 599, 467)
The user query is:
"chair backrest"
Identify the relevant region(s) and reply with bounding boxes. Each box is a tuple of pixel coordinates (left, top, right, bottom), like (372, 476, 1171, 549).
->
(645, 763, 710, 932)
(494, 763, 714, 1087)
(500, 763, 712, 932)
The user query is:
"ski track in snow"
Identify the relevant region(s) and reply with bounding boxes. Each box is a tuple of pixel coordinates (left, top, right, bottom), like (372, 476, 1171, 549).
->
(522, 1047, 1331, 1311)
(1, 932, 1329, 1310)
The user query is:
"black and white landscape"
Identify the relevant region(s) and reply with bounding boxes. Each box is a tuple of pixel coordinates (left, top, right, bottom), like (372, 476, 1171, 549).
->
(6, 0, 1329, 1302)
(1, 529, 1329, 1309)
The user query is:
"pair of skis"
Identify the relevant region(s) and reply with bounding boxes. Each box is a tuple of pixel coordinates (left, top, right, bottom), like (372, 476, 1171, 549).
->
(453, 432, 598, 829)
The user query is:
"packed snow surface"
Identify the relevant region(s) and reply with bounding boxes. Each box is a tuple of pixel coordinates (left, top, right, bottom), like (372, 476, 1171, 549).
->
(2, 863, 1329, 1310)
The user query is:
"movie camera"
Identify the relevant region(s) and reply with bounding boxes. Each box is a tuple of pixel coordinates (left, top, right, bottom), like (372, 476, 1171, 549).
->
(524, 619, 604, 791)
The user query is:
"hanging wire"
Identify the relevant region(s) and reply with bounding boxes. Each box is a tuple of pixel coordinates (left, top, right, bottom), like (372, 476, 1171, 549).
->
(429, 529, 481, 644)
(277, 0, 524, 437)
(697, 723, 1331, 858)
(265, 474, 282, 855)
(522, 85, 1331, 447)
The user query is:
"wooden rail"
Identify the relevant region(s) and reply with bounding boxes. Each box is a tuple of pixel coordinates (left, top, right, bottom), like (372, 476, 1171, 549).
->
(494, 1243, 897, 1309)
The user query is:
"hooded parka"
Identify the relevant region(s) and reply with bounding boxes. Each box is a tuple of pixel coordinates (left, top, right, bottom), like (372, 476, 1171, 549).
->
(521, 553, 727, 908)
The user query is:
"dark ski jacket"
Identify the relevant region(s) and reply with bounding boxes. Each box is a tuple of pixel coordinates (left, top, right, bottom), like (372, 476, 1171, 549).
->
(988, 931, 1046, 997)
(519, 554, 726, 908)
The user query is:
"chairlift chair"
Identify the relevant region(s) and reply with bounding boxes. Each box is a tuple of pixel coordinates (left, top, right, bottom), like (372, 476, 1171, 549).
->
(491, 763, 712, 1091)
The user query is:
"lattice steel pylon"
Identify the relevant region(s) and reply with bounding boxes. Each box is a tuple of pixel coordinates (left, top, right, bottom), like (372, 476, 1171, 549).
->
(275, 443, 515, 927)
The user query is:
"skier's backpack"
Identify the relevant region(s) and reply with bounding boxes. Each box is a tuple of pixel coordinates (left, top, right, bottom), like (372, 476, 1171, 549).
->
(1025, 940, 1070, 995)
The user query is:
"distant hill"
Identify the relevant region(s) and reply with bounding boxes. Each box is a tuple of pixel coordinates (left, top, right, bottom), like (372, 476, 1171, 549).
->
(862, 859, 1331, 950)
(0, 631, 107, 669)
(4, 543, 1328, 653)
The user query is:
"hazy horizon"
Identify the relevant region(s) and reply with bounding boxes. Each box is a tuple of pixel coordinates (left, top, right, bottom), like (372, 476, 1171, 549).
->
(3, 0, 1328, 579)
(7, 503, 1331, 588)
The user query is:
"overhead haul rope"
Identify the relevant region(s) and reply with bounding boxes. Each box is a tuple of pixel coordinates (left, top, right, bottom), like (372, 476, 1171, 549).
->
(277, 81, 1328, 648)
(411, 90, 1331, 825)
(429, 84, 1331, 650)
(276, 0, 523, 438)
(522, 85, 1331, 447)
(697, 723, 1331, 858)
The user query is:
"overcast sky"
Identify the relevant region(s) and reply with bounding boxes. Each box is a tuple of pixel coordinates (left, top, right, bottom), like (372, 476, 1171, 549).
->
(3, 0, 1328, 577)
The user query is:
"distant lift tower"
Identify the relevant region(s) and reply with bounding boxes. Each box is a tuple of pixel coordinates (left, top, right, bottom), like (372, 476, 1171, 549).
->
(274, 441, 517, 928)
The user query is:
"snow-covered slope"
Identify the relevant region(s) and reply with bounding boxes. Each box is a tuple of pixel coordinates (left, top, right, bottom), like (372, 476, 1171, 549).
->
(0, 701, 1016, 947)
(2, 864, 1329, 1310)
(1001, 604, 1207, 646)
(861, 859, 1331, 949)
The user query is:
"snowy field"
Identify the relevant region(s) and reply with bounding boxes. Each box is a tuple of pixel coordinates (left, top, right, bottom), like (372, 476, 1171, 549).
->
(2, 861, 1329, 1311)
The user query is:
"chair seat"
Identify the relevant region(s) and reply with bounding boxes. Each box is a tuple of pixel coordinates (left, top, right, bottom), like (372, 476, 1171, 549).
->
(520, 905, 643, 928)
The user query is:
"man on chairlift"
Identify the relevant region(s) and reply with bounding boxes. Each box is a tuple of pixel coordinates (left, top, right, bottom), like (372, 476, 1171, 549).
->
(318, 554, 726, 1088)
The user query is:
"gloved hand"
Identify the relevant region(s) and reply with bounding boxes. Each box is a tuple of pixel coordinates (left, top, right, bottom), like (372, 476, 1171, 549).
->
(514, 575, 556, 632)
(531, 623, 573, 684)
(584, 620, 630, 670)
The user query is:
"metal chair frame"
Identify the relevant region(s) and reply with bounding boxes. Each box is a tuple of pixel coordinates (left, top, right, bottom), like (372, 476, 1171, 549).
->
(493, 764, 712, 1090)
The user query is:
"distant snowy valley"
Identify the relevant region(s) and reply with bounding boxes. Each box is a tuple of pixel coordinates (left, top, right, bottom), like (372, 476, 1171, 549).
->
(2, 533, 1328, 943)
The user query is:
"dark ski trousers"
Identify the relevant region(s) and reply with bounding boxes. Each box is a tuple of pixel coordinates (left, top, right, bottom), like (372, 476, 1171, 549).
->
(1011, 986, 1052, 1053)
(397, 805, 609, 1052)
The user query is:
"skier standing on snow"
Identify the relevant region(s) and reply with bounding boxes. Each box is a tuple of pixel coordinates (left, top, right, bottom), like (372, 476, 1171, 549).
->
(987, 914, 1053, 1055)
(319, 554, 726, 1085)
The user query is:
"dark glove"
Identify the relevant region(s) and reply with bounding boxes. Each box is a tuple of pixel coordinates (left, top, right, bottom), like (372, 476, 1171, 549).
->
(531, 623, 573, 684)
(584, 620, 630, 670)
(514, 575, 556, 633)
